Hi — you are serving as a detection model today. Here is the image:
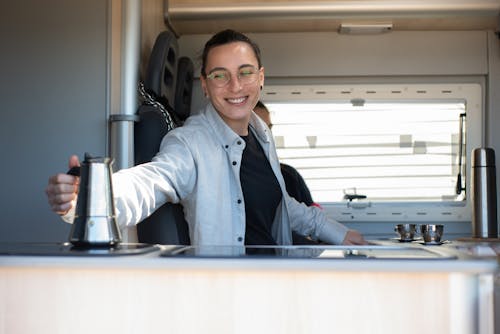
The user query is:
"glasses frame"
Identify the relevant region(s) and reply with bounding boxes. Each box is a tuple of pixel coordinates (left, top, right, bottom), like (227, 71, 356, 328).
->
(205, 65, 262, 88)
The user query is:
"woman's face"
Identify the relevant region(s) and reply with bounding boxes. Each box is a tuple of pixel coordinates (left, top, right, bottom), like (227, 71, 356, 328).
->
(201, 41, 264, 135)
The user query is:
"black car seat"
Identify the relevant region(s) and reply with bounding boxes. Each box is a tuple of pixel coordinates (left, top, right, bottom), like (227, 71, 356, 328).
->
(134, 31, 194, 245)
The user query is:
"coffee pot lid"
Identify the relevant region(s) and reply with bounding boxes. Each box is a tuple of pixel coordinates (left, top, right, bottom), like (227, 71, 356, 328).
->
(83, 152, 112, 164)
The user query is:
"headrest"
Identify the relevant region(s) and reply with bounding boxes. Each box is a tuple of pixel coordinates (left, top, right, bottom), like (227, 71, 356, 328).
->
(174, 57, 194, 122)
(143, 31, 178, 108)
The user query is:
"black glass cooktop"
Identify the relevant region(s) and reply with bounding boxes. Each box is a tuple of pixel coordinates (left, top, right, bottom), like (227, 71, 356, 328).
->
(160, 245, 455, 259)
(0, 242, 160, 256)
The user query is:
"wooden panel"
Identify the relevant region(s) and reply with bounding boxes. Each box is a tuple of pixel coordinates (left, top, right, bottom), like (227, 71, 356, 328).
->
(0, 266, 472, 334)
(171, 17, 498, 35)
(167, 0, 500, 34)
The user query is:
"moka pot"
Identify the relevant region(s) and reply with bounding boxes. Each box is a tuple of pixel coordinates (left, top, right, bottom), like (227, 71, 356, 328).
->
(69, 153, 121, 247)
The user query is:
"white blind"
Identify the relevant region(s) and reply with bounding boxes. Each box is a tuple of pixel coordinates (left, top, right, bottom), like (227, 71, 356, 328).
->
(266, 100, 467, 203)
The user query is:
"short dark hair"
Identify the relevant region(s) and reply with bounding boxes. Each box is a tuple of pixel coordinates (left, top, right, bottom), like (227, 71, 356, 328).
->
(255, 100, 267, 110)
(201, 29, 262, 77)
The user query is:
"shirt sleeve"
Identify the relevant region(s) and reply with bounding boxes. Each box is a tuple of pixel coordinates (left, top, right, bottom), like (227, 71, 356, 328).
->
(112, 132, 197, 228)
(61, 206, 75, 224)
(285, 194, 348, 245)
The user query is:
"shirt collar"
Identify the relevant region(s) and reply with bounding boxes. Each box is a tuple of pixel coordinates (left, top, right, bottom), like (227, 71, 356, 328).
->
(203, 102, 272, 147)
(249, 111, 272, 144)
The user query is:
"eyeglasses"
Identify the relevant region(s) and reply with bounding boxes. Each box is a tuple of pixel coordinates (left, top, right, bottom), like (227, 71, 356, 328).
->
(206, 65, 260, 88)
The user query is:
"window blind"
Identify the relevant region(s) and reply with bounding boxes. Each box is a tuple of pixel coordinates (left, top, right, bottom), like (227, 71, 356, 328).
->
(266, 100, 466, 203)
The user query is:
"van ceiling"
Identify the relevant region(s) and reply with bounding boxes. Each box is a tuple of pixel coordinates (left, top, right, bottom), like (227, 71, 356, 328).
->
(166, 0, 500, 35)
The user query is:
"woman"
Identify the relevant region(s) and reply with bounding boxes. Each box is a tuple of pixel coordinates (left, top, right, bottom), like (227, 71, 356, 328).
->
(46, 29, 366, 246)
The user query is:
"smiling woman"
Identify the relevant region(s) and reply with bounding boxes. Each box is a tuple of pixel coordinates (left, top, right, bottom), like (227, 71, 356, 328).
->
(199, 30, 264, 135)
(45, 29, 366, 247)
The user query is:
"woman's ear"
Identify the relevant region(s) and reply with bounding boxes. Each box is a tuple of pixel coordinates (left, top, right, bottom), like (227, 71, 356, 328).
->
(200, 76, 209, 97)
(259, 66, 265, 89)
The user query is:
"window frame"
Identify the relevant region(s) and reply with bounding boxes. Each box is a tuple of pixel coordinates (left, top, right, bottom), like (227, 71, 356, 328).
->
(262, 83, 483, 223)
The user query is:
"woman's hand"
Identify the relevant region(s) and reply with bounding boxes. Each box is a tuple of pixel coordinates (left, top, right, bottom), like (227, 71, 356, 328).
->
(45, 155, 80, 215)
(342, 230, 368, 245)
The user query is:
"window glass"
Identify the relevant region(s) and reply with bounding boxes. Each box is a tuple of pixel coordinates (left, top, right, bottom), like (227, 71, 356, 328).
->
(266, 101, 466, 203)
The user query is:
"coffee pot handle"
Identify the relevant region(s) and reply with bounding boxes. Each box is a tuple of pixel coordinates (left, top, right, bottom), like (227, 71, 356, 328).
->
(67, 166, 81, 177)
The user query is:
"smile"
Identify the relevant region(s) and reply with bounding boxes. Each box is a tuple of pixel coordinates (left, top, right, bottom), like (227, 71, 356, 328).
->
(226, 97, 247, 104)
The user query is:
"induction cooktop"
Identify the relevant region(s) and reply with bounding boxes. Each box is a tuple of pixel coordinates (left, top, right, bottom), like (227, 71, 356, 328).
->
(0, 242, 160, 256)
(160, 245, 456, 260)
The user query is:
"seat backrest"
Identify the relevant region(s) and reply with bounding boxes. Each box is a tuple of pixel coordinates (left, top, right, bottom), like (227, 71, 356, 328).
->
(134, 31, 194, 245)
(174, 57, 195, 123)
(143, 31, 178, 107)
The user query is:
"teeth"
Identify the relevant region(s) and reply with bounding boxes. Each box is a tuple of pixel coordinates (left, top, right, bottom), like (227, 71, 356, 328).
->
(227, 97, 245, 104)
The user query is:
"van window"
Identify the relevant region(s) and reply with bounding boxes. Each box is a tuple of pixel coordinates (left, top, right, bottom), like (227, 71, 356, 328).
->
(262, 84, 482, 222)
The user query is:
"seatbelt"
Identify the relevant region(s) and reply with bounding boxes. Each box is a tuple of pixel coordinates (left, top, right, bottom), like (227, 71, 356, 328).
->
(138, 81, 177, 131)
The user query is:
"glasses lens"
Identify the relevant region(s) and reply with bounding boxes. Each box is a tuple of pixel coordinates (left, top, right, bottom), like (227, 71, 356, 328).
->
(207, 69, 230, 87)
(238, 66, 258, 85)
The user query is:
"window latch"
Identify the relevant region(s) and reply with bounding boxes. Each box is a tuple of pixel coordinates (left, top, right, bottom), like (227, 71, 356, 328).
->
(343, 188, 367, 201)
(343, 194, 367, 202)
(343, 188, 370, 208)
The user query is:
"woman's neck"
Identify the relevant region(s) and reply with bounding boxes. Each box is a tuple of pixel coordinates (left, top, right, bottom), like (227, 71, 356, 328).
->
(220, 115, 250, 136)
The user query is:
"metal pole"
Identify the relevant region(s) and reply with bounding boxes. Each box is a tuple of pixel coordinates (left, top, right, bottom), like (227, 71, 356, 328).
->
(110, 0, 141, 171)
(108, 0, 141, 243)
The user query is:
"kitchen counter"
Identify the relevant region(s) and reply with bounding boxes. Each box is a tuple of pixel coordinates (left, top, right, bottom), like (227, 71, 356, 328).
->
(0, 241, 496, 271)
(0, 241, 498, 334)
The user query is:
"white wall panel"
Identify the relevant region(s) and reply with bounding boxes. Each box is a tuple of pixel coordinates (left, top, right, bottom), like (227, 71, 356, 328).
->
(179, 31, 488, 77)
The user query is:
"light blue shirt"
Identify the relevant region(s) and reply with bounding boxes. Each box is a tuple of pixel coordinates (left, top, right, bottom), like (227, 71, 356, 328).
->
(111, 103, 348, 246)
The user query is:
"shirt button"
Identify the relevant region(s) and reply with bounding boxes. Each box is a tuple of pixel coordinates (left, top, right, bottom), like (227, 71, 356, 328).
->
(237, 140, 242, 145)
(232, 161, 237, 166)
(225, 145, 229, 149)
(237, 237, 243, 242)
(237, 199, 242, 204)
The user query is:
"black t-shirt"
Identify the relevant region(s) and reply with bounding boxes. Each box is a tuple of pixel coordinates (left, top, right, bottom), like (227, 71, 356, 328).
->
(240, 129, 282, 245)
(280, 163, 314, 206)
(280, 164, 319, 245)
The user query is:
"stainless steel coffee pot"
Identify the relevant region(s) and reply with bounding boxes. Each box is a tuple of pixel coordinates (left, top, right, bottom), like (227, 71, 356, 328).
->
(69, 153, 121, 247)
